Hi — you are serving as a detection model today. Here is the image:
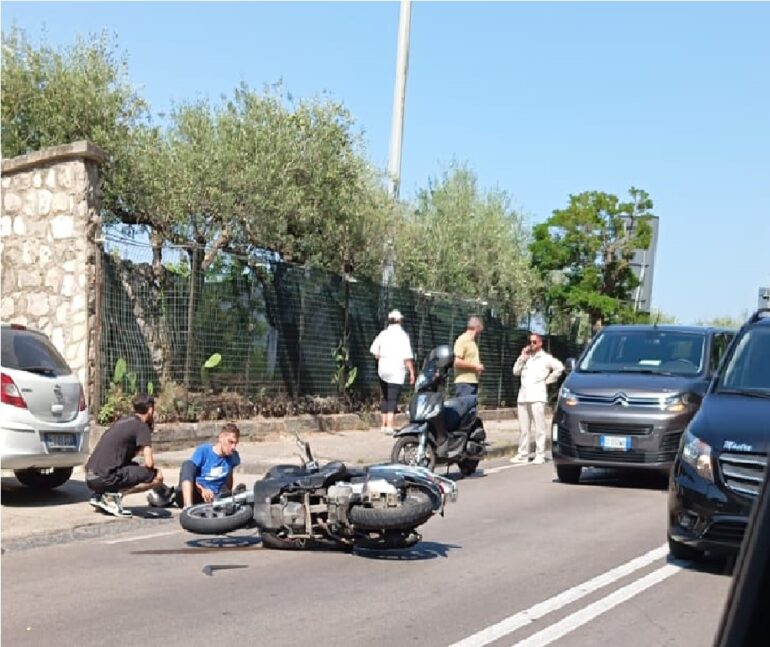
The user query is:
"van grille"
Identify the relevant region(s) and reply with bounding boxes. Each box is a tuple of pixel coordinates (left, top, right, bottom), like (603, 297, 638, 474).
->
(574, 393, 663, 407)
(703, 521, 747, 544)
(556, 427, 680, 464)
(583, 422, 652, 436)
(718, 452, 768, 498)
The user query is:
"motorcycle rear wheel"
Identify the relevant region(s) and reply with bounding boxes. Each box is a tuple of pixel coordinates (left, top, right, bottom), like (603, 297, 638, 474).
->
(179, 503, 253, 534)
(349, 489, 434, 531)
(391, 436, 436, 471)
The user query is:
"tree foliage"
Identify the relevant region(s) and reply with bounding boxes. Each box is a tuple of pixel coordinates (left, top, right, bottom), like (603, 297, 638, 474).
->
(393, 164, 537, 318)
(1, 28, 154, 222)
(695, 312, 748, 329)
(530, 187, 654, 332)
(139, 85, 392, 279)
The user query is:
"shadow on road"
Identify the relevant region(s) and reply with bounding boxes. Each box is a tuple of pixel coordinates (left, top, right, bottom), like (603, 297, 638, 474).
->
(354, 541, 461, 561)
(667, 552, 736, 577)
(556, 468, 669, 492)
(0, 476, 92, 507)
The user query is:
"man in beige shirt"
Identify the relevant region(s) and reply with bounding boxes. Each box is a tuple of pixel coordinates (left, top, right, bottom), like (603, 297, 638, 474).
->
(511, 332, 564, 465)
(453, 316, 485, 397)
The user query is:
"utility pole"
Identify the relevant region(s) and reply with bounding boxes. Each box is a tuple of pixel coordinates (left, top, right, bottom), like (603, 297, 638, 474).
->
(382, 0, 412, 289)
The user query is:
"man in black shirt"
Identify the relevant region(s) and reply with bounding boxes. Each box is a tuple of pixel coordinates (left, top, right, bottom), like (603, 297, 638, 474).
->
(85, 394, 164, 516)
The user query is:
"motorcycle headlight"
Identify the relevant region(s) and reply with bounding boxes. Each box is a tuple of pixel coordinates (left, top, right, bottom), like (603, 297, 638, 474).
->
(680, 429, 714, 482)
(412, 393, 441, 420)
(559, 386, 578, 407)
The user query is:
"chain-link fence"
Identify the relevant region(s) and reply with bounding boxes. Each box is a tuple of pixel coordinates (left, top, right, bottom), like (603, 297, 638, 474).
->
(97, 234, 582, 415)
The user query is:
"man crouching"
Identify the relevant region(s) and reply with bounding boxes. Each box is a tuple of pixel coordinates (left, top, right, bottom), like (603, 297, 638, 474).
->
(85, 394, 163, 517)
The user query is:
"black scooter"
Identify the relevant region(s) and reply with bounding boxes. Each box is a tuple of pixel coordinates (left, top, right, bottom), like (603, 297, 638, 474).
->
(391, 345, 487, 476)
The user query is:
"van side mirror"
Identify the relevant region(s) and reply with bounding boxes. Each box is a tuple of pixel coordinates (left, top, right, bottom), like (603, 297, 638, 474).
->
(565, 358, 576, 373)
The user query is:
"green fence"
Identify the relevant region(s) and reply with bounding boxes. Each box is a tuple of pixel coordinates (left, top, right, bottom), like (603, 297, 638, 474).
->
(97, 235, 582, 413)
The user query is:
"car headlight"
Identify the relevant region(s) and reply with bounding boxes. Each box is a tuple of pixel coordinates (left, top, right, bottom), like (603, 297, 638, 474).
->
(559, 386, 578, 407)
(661, 393, 689, 413)
(680, 429, 714, 482)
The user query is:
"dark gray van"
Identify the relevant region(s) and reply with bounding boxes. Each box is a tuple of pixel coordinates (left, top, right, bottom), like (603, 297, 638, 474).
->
(551, 324, 735, 484)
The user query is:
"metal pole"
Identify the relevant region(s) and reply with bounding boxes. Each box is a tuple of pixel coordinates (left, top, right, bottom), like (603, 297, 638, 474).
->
(382, 0, 412, 288)
(387, 0, 412, 200)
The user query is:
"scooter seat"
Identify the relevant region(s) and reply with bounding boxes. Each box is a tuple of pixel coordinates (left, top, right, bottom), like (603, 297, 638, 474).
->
(444, 396, 477, 419)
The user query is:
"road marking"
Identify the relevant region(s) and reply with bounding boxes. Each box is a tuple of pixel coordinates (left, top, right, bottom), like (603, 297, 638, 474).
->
(511, 564, 681, 646)
(102, 530, 182, 544)
(448, 543, 668, 647)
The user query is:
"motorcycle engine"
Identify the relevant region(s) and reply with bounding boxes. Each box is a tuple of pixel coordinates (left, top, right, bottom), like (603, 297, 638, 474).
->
(326, 483, 354, 525)
(280, 501, 306, 531)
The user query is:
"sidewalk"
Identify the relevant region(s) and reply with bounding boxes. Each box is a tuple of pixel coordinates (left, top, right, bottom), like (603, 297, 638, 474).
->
(1, 418, 532, 552)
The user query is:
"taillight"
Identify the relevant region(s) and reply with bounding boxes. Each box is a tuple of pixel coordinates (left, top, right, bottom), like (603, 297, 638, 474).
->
(1, 373, 28, 408)
(79, 384, 87, 411)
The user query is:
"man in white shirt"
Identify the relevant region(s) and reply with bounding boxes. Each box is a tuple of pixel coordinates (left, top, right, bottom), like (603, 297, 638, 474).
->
(510, 332, 565, 465)
(370, 310, 415, 434)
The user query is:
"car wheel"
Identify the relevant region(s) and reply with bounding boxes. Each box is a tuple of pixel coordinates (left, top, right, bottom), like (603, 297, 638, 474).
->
(555, 464, 581, 484)
(668, 536, 704, 561)
(13, 467, 73, 490)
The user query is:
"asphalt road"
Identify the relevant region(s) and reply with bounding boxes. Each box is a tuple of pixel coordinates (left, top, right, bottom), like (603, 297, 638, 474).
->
(1, 460, 733, 647)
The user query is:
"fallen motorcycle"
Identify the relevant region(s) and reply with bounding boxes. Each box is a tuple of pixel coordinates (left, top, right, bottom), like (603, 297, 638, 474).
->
(178, 433, 458, 550)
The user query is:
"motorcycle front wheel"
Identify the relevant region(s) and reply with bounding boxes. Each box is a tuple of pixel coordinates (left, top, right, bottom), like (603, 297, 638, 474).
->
(391, 436, 436, 471)
(179, 502, 253, 534)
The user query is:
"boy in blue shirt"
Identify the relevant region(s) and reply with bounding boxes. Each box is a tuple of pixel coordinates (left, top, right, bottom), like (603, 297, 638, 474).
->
(176, 423, 241, 508)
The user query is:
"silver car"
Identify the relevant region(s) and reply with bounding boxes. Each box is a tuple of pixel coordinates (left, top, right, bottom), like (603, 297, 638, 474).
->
(1, 323, 90, 489)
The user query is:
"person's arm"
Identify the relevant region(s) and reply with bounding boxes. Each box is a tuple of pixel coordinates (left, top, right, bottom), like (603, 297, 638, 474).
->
(370, 334, 381, 360)
(405, 358, 415, 385)
(513, 346, 530, 376)
(545, 356, 566, 385)
(142, 445, 155, 470)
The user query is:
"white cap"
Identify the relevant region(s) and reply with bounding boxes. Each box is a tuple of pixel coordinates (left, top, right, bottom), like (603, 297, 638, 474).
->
(388, 309, 404, 321)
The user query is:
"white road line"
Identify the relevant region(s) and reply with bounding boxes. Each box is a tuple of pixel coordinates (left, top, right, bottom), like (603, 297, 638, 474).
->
(448, 544, 668, 647)
(511, 564, 681, 647)
(102, 530, 182, 544)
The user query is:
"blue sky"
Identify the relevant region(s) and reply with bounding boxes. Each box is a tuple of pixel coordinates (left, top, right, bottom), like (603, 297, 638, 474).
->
(4, 1, 769, 324)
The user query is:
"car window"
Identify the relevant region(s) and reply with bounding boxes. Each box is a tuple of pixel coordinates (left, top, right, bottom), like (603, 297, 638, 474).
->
(709, 332, 734, 373)
(0, 327, 72, 376)
(719, 327, 770, 392)
(579, 330, 706, 375)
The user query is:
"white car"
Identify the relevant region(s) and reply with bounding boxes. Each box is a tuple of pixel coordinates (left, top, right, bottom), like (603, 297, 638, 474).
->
(1, 323, 90, 489)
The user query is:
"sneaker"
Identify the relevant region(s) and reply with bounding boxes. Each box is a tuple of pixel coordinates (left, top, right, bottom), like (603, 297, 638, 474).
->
(101, 492, 132, 517)
(532, 456, 547, 465)
(88, 494, 102, 510)
(383, 427, 395, 435)
(232, 483, 247, 496)
(509, 454, 530, 464)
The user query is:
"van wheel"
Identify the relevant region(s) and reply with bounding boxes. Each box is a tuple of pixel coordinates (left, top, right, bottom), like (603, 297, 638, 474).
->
(14, 467, 73, 490)
(668, 537, 703, 561)
(555, 464, 581, 484)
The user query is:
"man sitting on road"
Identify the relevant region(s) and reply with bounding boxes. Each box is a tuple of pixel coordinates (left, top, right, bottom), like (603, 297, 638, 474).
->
(173, 423, 242, 509)
(85, 393, 164, 517)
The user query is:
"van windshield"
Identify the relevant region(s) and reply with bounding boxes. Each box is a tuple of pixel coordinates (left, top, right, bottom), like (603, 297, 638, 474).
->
(718, 327, 770, 394)
(579, 330, 706, 376)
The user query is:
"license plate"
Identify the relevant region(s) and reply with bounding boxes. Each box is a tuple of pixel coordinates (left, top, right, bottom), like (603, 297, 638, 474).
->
(600, 435, 630, 451)
(45, 433, 77, 449)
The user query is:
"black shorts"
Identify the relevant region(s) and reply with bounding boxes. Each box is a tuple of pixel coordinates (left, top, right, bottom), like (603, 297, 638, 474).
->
(379, 379, 402, 414)
(86, 463, 157, 494)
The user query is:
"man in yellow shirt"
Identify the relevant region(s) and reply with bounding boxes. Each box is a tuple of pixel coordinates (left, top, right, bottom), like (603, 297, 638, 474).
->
(453, 315, 485, 397)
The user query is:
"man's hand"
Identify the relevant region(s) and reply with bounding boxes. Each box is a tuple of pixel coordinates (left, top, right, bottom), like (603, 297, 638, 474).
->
(409, 372, 416, 385)
(199, 486, 215, 503)
(476, 363, 485, 374)
(520, 346, 531, 359)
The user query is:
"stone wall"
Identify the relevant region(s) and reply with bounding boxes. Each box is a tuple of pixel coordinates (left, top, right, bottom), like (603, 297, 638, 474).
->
(1, 141, 106, 398)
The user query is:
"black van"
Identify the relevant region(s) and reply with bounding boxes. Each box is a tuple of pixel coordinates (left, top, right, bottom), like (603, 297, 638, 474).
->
(552, 324, 735, 484)
(667, 309, 770, 560)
